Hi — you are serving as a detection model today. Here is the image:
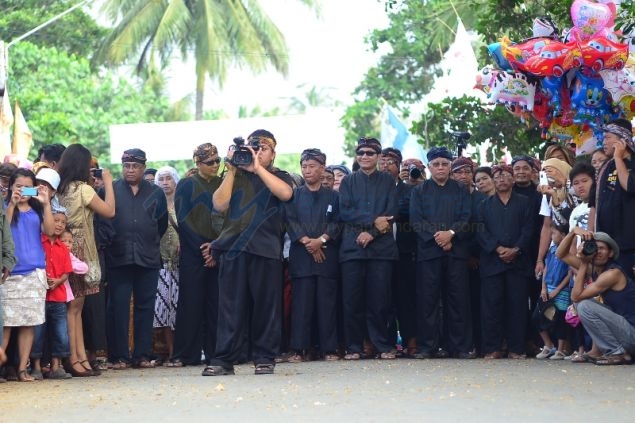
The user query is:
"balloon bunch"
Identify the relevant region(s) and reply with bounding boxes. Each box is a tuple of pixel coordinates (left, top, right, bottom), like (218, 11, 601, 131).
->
(475, 0, 634, 155)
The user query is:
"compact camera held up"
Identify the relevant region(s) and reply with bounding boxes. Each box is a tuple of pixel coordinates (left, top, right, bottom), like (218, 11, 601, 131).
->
(228, 136, 260, 167)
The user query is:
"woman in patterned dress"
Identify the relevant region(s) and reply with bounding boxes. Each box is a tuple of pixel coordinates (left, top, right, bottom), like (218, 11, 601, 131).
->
(152, 166, 180, 360)
(57, 145, 115, 377)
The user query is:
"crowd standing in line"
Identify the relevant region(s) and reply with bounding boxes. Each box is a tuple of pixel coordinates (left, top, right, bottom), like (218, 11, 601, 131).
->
(2, 119, 635, 383)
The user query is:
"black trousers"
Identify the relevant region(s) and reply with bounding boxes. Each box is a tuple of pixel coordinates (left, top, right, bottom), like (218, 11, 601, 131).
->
(172, 264, 219, 365)
(210, 252, 282, 369)
(106, 265, 159, 362)
(481, 269, 529, 355)
(393, 252, 417, 342)
(83, 284, 107, 352)
(468, 265, 482, 354)
(416, 256, 472, 355)
(290, 275, 338, 353)
(340, 260, 393, 353)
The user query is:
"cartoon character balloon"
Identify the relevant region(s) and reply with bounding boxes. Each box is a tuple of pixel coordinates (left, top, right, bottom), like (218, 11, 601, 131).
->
(600, 67, 635, 102)
(570, 70, 614, 128)
(569, 0, 616, 42)
(475, 66, 536, 110)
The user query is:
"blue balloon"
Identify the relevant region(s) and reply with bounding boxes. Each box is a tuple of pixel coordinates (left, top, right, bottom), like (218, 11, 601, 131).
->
(488, 42, 512, 72)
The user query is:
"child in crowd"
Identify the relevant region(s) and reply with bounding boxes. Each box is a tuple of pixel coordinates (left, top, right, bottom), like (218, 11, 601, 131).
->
(535, 222, 571, 360)
(30, 208, 74, 379)
(60, 230, 89, 277)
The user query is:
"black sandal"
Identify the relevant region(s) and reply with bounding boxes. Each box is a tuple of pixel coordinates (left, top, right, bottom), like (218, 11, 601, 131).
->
(254, 363, 274, 375)
(201, 365, 234, 376)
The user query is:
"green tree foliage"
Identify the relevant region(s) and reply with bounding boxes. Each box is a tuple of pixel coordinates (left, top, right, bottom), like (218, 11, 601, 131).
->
(0, 0, 106, 58)
(343, 0, 611, 158)
(8, 42, 171, 163)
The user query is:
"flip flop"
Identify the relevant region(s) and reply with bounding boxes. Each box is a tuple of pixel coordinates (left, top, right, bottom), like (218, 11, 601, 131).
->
(254, 363, 274, 375)
(594, 354, 631, 366)
(201, 365, 234, 376)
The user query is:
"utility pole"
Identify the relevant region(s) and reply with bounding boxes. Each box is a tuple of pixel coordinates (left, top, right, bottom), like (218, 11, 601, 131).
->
(0, 0, 92, 96)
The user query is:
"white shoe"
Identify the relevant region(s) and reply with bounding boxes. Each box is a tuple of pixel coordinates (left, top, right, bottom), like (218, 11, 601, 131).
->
(536, 346, 556, 359)
(549, 350, 566, 360)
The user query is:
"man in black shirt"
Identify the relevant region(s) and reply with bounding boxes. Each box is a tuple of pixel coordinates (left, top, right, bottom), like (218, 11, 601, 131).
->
(339, 137, 399, 360)
(477, 165, 535, 359)
(593, 119, 635, 276)
(410, 147, 472, 359)
(284, 149, 340, 361)
(106, 148, 168, 368)
(206, 129, 293, 376)
(169, 143, 223, 368)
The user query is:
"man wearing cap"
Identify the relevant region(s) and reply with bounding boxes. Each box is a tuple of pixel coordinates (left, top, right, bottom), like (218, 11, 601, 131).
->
(143, 168, 157, 185)
(338, 137, 398, 360)
(410, 147, 473, 359)
(206, 129, 293, 376)
(106, 148, 168, 368)
(284, 149, 340, 361)
(168, 143, 223, 368)
(591, 118, 635, 276)
(557, 227, 635, 365)
(477, 165, 535, 359)
(321, 167, 335, 190)
(381, 147, 417, 355)
(451, 156, 486, 355)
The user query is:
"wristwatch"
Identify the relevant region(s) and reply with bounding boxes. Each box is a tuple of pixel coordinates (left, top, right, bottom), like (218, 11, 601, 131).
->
(449, 229, 456, 237)
(319, 236, 328, 248)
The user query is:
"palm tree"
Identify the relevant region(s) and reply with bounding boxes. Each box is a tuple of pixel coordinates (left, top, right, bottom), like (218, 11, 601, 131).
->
(94, 0, 319, 120)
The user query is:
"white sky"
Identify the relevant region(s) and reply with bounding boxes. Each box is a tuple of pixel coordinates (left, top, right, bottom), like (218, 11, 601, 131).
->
(163, 0, 390, 116)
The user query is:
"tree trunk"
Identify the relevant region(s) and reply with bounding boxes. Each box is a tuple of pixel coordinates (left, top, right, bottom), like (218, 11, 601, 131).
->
(195, 73, 205, 120)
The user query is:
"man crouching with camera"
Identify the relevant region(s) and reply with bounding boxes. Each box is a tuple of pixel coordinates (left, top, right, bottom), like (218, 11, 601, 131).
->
(556, 227, 635, 365)
(204, 129, 294, 376)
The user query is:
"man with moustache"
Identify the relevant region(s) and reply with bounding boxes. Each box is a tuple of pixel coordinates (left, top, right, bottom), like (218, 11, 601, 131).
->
(284, 149, 340, 361)
(592, 119, 635, 275)
(477, 165, 535, 359)
(206, 129, 293, 376)
(168, 143, 223, 368)
(410, 147, 473, 359)
(339, 137, 398, 360)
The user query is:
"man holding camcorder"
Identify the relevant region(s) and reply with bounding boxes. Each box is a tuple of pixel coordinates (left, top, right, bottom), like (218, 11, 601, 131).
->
(205, 129, 293, 377)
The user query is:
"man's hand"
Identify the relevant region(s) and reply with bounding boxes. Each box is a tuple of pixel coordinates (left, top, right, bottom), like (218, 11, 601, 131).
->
(498, 247, 518, 263)
(356, 232, 374, 248)
(572, 226, 593, 241)
(200, 242, 216, 267)
(374, 216, 393, 234)
(434, 230, 454, 248)
(614, 139, 629, 160)
(302, 238, 323, 254)
(442, 242, 452, 252)
(311, 249, 326, 263)
(237, 146, 262, 174)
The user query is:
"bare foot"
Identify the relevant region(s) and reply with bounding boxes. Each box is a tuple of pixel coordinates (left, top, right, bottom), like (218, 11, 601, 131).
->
(0, 347, 6, 365)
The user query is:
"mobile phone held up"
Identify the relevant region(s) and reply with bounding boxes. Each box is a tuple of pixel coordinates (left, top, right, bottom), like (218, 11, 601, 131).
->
(539, 170, 549, 186)
(21, 186, 38, 196)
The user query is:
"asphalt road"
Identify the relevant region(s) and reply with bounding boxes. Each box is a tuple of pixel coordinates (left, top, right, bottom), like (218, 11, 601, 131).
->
(2, 359, 635, 422)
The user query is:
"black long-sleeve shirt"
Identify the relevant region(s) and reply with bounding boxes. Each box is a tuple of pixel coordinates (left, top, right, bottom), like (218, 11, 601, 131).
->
(174, 173, 223, 266)
(284, 186, 340, 279)
(396, 180, 417, 254)
(409, 178, 471, 261)
(338, 170, 398, 262)
(476, 192, 535, 277)
(107, 179, 168, 269)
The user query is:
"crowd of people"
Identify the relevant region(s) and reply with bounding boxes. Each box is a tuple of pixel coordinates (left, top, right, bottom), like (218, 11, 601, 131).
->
(1, 119, 635, 382)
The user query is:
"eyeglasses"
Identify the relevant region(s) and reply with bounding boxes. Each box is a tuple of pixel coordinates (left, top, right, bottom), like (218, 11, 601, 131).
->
(429, 161, 450, 168)
(200, 157, 221, 166)
(357, 150, 377, 157)
(123, 163, 144, 170)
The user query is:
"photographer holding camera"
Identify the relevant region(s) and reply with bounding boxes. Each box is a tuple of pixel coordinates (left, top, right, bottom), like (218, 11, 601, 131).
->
(556, 227, 635, 365)
(206, 129, 293, 376)
(399, 158, 426, 186)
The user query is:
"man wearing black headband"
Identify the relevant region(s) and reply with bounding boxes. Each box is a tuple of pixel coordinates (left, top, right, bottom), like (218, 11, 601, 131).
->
(410, 147, 474, 359)
(168, 143, 223, 368)
(206, 129, 294, 376)
(283, 149, 340, 362)
(339, 137, 399, 360)
(107, 148, 168, 368)
(591, 118, 635, 276)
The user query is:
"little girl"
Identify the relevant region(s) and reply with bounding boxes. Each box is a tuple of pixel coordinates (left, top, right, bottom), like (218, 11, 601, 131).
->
(535, 222, 571, 360)
(1, 168, 54, 381)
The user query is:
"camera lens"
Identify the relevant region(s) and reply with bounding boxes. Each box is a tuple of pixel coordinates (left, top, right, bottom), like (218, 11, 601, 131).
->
(582, 240, 598, 256)
(409, 164, 422, 179)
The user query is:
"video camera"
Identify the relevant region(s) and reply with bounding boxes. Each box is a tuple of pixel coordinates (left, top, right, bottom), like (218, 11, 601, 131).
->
(229, 136, 261, 167)
(451, 131, 471, 158)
